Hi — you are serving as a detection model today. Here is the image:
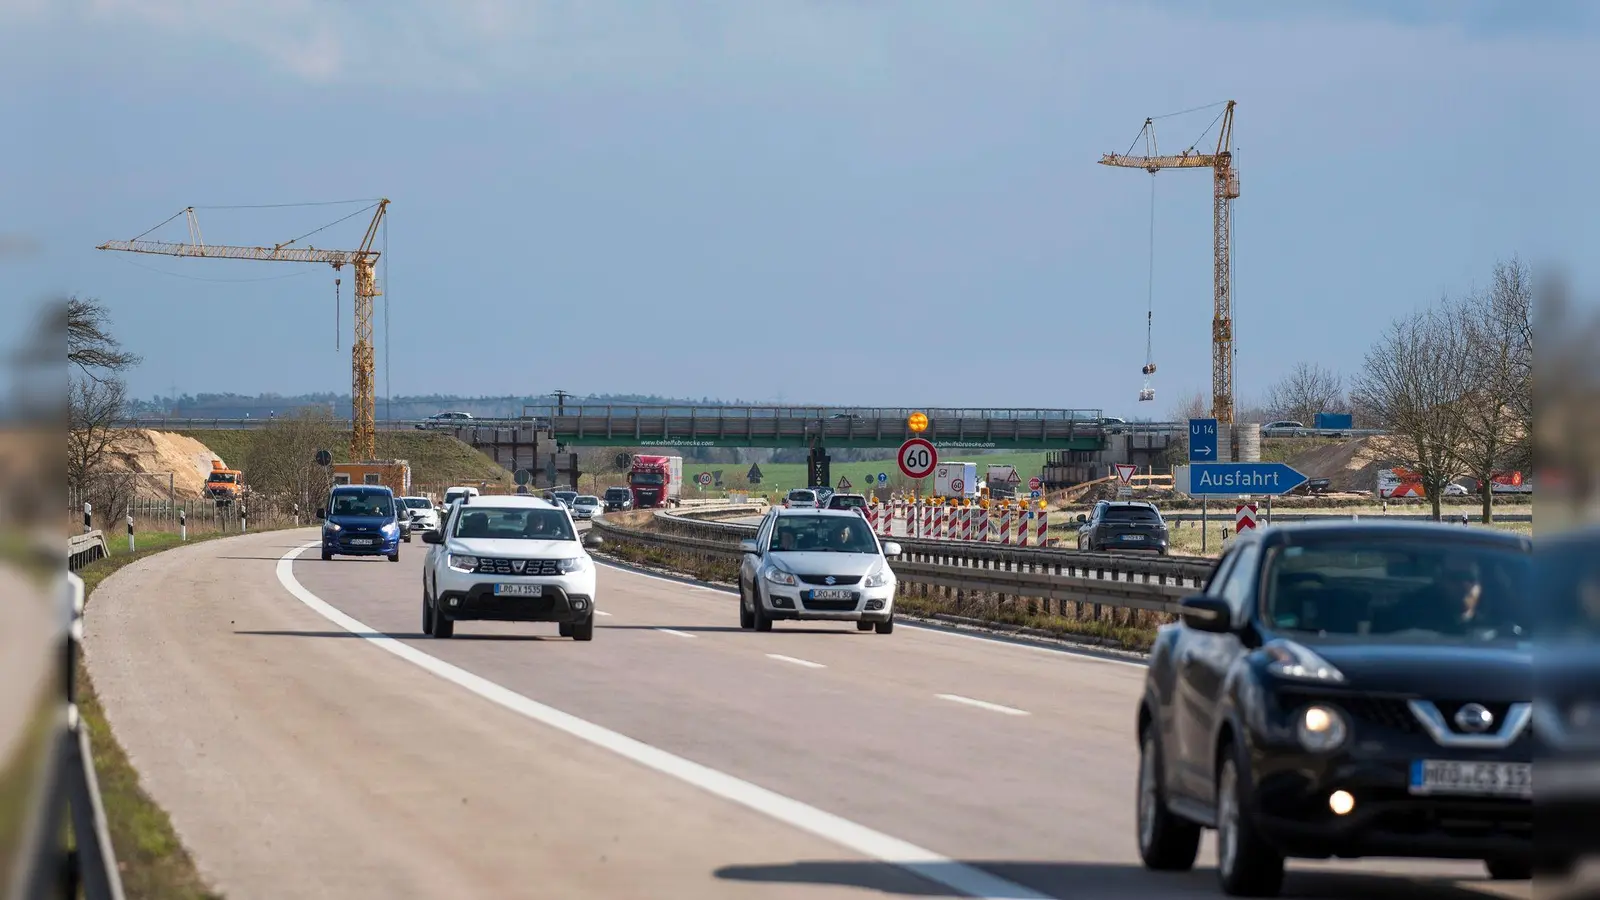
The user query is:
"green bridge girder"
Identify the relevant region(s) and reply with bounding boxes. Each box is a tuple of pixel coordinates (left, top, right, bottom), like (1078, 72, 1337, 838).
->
(522, 405, 1109, 451)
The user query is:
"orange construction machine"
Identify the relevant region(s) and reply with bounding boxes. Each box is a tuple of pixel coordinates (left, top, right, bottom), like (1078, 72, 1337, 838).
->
(204, 459, 243, 502)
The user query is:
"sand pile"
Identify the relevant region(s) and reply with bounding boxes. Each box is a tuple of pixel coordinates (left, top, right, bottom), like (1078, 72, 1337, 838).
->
(1287, 437, 1402, 493)
(108, 430, 227, 499)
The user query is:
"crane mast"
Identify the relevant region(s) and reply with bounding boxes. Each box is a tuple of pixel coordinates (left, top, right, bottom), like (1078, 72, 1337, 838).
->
(1100, 101, 1239, 425)
(98, 199, 389, 460)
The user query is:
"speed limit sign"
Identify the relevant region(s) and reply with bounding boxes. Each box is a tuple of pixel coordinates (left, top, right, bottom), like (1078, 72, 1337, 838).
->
(897, 438, 937, 479)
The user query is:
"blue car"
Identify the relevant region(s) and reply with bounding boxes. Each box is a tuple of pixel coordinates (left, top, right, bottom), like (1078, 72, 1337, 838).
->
(319, 484, 402, 562)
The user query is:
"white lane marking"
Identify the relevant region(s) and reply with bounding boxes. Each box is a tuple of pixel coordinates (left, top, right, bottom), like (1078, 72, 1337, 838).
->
(766, 654, 826, 669)
(278, 543, 1047, 900)
(936, 694, 1031, 717)
(596, 559, 1148, 670)
(655, 627, 696, 639)
(595, 610, 613, 617)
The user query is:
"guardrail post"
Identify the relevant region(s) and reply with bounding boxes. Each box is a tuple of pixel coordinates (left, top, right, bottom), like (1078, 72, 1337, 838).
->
(241, 504, 248, 533)
(180, 509, 187, 542)
(83, 501, 92, 533)
(126, 512, 134, 553)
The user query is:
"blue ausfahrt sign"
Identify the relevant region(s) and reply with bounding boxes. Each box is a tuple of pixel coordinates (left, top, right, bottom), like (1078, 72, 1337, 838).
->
(1189, 418, 1218, 463)
(1184, 462, 1308, 496)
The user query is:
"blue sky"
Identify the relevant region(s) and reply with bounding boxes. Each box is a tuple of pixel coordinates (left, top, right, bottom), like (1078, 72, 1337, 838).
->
(4, 0, 1593, 419)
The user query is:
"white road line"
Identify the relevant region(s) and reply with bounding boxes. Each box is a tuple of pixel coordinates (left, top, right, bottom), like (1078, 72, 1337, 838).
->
(277, 543, 1047, 900)
(935, 694, 1031, 717)
(597, 559, 1148, 670)
(655, 627, 696, 639)
(595, 610, 614, 617)
(766, 654, 826, 669)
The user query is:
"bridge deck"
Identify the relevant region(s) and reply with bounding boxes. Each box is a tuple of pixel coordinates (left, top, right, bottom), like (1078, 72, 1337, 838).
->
(521, 405, 1109, 450)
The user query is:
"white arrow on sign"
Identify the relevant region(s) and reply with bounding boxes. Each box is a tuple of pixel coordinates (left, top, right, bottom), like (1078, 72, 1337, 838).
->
(1193, 445, 1214, 457)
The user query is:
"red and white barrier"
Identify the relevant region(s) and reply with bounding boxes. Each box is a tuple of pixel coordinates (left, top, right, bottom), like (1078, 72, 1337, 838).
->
(1036, 507, 1048, 546)
(961, 506, 972, 541)
(1000, 506, 1012, 545)
(1236, 503, 1258, 533)
(1018, 508, 1030, 546)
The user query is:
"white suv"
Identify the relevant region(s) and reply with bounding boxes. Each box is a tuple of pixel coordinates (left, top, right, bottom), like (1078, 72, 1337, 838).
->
(737, 507, 902, 633)
(421, 494, 603, 640)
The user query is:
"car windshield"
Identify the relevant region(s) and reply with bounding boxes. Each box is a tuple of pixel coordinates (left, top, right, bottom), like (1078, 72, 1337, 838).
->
(788, 491, 815, 502)
(1533, 538, 1600, 640)
(402, 497, 431, 509)
(576, 496, 599, 505)
(830, 496, 865, 509)
(1263, 537, 1531, 641)
(632, 473, 665, 486)
(331, 490, 395, 517)
(452, 507, 576, 541)
(769, 515, 880, 554)
(605, 489, 629, 498)
(1104, 506, 1161, 522)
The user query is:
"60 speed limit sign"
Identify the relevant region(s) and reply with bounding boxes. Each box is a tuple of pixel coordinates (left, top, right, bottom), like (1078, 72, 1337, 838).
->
(897, 438, 938, 479)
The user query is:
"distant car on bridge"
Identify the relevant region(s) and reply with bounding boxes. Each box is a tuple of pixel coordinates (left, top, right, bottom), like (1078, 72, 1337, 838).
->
(416, 411, 475, 429)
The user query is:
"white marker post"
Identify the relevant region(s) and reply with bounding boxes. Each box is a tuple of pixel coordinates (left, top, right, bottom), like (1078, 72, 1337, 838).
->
(180, 508, 187, 542)
(82, 502, 92, 534)
(127, 512, 135, 553)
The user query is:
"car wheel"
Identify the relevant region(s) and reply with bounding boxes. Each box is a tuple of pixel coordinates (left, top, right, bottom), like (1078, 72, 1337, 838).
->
(403, 534, 411, 543)
(752, 586, 773, 632)
(1215, 744, 1284, 896)
(322, 550, 333, 561)
(856, 620, 873, 631)
(874, 613, 894, 635)
(429, 601, 454, 639)
(1136, 726, 1201, 871)
(570, 612, 595, 641)
(738, 581, 754, 630)
(558, 622, 573, 637)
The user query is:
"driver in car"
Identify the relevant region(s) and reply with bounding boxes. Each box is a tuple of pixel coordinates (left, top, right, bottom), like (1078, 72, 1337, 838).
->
(1383, 558, 1484, 633)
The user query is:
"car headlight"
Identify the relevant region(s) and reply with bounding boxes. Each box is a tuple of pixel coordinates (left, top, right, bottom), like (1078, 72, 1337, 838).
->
(448, 553, 479, 572)
(1263, 639, 1345, 683)
(1296, 704, 1350, 752)
(763, 566, 796, 586)
(863, 566, 890, 588)
(381, 521, 399, 533)
(557, 557, 589, 574)
(323, 522, 342, 533)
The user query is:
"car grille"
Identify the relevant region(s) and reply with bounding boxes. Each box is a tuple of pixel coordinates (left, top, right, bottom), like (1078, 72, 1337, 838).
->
(1278, 691, 1422, 735)
(797, 574, 862, 585)
(802, 597, 858, 611)
(475, 557, 561, 576)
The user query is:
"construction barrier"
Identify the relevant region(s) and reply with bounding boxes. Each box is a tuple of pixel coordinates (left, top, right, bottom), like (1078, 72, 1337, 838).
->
(1000, 504, 1012, 545)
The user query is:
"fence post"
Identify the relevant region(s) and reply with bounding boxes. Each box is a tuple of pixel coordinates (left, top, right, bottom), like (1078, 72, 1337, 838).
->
(180, 508, 187, 542)
(126, 512, 134, 553)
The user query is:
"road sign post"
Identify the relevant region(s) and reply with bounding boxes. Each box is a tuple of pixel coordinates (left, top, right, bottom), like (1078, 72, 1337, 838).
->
(1114, 463, 1137, 498)
(1028, 476, 1042, 491)
(877, 472, 888, 485)
(747, 463, 763, 484)
(897, 438, 937, 480)
(837, 476, 853, 491)
(1189, 418, 1218, 463)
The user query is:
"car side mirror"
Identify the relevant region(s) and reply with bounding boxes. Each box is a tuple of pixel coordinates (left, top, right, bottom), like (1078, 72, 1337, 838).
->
(422, 530, 444, 545)
(739, 539, 760, 554)
(316, 508, 326, 520)
(1179, 595, 1234, 633)
(1076, 514, 1087, 523)
(583, 532, 604, 549)
(881, 541, 902, 558)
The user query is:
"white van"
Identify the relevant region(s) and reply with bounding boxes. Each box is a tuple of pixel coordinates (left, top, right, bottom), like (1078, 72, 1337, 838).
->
(440, 485, 481, 514)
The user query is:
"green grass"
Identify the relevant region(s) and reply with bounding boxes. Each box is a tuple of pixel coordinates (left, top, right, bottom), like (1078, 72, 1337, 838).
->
(70, 523, 301, 899)
(177, 430, 513, 492)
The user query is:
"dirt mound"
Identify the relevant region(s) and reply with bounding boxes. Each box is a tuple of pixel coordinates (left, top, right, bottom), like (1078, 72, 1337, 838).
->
(108, 430, 227, 499)
(1287, 437, 1401, 493)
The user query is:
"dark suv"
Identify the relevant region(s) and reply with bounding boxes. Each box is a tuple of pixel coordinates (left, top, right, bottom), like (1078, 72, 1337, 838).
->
(602, 486, 633, 512)
(1077, 500, 1170, 554)
(1134, 520, 1540, 895)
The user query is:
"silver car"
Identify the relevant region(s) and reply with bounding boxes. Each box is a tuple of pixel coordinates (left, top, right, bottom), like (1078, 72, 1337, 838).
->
(571, 495, 602, 520)
(737, 508, 901, 633)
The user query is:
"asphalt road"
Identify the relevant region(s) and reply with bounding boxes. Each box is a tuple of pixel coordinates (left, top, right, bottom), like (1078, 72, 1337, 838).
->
(82, 528, 1533, 900)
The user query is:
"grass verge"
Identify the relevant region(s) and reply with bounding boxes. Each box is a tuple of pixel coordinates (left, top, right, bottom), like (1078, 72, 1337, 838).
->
(176, 429, 513, 492)
(73, 522, 300, 899)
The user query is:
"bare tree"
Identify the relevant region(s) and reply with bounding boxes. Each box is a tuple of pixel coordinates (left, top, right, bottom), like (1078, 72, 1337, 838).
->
(1353, 298, 1476, 520)
(1455, 259, 1532, 522)
(241, 408, 342, 515)
(67, 376, 130, 492)
(67, 296, 141, 381)
(1264, 362, 1347, 427)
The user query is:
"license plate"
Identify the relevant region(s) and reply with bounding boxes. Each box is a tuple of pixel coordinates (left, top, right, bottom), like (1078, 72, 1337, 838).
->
(494, 584, 544, 597)
(1121, 534, 1146, 541)
(348, 537, 375, 546)
(810, 588, 853, 600)
(1410, 760, 1531, 798)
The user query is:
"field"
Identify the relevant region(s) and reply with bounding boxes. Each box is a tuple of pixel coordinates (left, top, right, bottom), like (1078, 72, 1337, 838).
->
(177, 429, 514, 492)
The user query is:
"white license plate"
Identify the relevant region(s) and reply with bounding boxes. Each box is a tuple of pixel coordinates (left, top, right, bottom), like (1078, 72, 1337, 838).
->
(810, 588, 853, 600)
(494, 584, 544, 597)
(1410, 760, 1531, 797)
(1121, 534, 1146, 541)
(348, 537, 375, 546)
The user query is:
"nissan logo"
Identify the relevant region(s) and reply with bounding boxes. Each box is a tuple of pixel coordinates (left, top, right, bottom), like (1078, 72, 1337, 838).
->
(1454, 703, 1496, 734)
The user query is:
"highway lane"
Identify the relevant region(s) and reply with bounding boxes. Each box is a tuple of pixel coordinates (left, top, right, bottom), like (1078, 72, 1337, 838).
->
(80, 527, 1530, 899)
(285, 537, 1521, 899)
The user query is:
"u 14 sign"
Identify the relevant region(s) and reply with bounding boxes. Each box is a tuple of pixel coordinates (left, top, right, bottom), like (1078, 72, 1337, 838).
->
(897, 438, 938, 479)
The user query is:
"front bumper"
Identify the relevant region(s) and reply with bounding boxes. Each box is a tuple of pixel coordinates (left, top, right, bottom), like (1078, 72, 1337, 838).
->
(435, 583, 594, 623)
(323, 531, 401, 554)
(760, 582, 895, 621)
(1248, 747, 1532, 862)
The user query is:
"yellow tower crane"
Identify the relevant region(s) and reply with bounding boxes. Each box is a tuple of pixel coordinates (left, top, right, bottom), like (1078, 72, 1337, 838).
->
(98, 199, 390, 460)
(1100, 100, 1239, 424)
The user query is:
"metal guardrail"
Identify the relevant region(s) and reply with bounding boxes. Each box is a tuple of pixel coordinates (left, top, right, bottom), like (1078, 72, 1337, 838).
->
(589, 506, 1216, 615)
(62, 570, 127, 900)
(68, 531, 109, 571)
